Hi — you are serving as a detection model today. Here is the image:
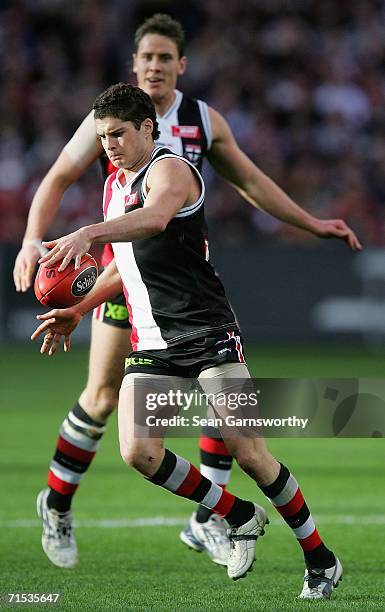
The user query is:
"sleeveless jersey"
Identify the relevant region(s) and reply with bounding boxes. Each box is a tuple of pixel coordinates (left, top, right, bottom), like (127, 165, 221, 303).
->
(101, 91, 212, 266)
(103, 147, 236, 351)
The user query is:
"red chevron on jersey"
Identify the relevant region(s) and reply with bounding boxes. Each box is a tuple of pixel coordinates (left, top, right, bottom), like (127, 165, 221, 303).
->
(172, 125, 201, 139)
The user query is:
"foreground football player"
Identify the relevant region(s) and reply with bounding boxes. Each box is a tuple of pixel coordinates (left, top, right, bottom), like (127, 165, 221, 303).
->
(16, 15, 360, 570)
(32, 84, 348, 599)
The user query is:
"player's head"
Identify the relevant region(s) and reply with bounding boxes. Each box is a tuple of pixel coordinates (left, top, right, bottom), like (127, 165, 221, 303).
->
(93, 83, 160, 169)
(133, 14, 187, 102)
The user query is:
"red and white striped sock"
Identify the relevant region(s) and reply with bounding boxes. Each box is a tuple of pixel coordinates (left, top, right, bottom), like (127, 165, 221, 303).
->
(150, 449, 254, 528)
(196, 427, 233, 522)
(46, 403, 106, 512)
(260, 463, 335, 569)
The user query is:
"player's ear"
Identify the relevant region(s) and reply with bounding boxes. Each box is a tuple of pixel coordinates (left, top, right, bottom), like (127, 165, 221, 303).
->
(142, 118, 154, 137)
(178, 56, 187, 76)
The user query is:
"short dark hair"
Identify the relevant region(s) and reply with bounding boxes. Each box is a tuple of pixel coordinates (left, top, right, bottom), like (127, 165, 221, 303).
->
(93, 83, 160, 140)
(134, 13, 185, 57)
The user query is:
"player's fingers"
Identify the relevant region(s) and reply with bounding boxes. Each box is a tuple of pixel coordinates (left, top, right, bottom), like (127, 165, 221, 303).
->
(31, 318, 56, 341)
(40, 331, 54, 354)
(22, 264, 35, 291)
(42, 240, 58, 249)
(58, 248, 74, 272)
(64, 335, 71, 353)
(74, 253, 82, 270)
(36, 310, 58, 321)
(13, 264, 23, 292)
(49, 333, 62, 356)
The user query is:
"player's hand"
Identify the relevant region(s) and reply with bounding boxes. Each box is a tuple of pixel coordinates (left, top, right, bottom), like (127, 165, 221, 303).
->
(31, 307, 83, 355)
(311, 219, 362, 251)
(39, 228, 92, 272)
(13, 243, 43, 292)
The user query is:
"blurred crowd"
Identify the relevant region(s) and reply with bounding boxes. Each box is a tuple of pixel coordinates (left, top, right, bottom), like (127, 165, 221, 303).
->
(1, 0, 385, 247)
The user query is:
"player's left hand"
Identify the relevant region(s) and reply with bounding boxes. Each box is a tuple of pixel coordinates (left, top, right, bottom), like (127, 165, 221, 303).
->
(31, 307, 83, 355)
(311, 219, 362, 251)
(38, 228, 92, 271)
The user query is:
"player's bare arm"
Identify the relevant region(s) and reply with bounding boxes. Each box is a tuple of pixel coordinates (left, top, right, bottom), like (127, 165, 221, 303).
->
(38, 158, 198, 271)
(31, 259, 122, 355)
(207, 107, 362, 251)
(13, 112, 103, 293)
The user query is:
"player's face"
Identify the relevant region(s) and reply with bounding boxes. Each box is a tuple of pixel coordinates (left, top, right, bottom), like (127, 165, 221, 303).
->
(95, 116, 153, 171)
(133, 34, 186, 104)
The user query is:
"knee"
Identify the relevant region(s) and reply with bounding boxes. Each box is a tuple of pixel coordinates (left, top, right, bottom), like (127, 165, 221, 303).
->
(120, 440, 158, 475)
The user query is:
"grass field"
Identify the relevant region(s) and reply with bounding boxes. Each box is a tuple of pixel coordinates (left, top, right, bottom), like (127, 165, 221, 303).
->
(0, 344, 384, 611)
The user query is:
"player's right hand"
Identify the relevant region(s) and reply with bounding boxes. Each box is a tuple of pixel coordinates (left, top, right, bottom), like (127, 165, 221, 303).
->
(31, 307, 83, 355)
(13, 243, 42, 292)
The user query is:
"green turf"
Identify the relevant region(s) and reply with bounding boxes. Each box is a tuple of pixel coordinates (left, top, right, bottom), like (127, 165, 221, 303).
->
(0, 344, 384, 610)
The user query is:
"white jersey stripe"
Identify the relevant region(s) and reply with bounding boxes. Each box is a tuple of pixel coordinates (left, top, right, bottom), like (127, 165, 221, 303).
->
(197, 100, 212, 150)
(113, 242, 167, 351)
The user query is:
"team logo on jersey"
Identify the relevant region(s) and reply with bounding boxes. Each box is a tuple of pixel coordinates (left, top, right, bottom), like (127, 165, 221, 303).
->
(124, 192, 138, 211)
(184, 144, 202, 164)
(172, 125, 201, 139)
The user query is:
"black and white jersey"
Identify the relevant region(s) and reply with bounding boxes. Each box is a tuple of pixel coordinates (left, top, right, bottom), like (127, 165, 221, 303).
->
(155, 89, 211, 171)
(103, 147, 236, 351)
(101, 90, 211, 177)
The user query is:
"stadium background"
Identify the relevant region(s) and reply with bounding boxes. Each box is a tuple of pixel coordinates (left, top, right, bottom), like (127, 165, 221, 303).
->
(0, 1, 384, 610)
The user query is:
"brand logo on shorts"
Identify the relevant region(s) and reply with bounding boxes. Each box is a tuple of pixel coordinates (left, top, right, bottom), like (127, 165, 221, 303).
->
(125, 357, 154, 368)
(105, 302, 128, 321)
(71, 266, 98, 297)
(172, 125, 201, 139)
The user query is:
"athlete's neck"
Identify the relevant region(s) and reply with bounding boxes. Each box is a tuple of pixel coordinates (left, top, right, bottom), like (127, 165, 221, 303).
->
(153, 90, 176, 118)
(121, 144, 155, 184)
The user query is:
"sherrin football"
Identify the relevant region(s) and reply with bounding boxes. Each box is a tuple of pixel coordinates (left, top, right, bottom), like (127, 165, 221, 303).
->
(34, 253, 98, 308)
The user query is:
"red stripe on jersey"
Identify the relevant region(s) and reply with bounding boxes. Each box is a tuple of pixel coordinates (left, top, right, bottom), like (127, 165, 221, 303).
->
(176, 464, 202, 497)
(107, 159, 115, 175)
(199, 435, 230, 456)
(299, 528, 322, 552)
(57, 436, 95, 464)
(48, 470, 78, 495)
(276, 488, 304, 517)
(103, 171, 117, 218)
(122, 285, 139, 351)
(101, 243, 114, 267)
(213, 490, 236, 517)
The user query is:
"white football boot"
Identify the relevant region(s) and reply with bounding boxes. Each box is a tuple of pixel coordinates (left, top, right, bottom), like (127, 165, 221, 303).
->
(180, 512, 230, 566)
(227, 504, 269, 580)
(298, 557, 343, 599)
(36, 488, 78, 568)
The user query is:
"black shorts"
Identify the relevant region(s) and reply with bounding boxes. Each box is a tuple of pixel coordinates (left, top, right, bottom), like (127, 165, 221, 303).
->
(93, 292, 131, 329)
(124, 329, 246, 378)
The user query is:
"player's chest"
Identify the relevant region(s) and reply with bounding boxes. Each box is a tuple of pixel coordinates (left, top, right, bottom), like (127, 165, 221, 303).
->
(107, 184, 143, 220)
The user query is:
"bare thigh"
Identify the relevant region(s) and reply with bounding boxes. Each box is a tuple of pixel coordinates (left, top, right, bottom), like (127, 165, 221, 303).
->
(79, 318, 131, 420)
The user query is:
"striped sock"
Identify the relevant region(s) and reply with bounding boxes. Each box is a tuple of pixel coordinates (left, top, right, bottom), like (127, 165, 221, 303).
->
(150, 449, 254, 528)
(259, 463, 335, 569)
(46, 403, 106, 512)
(196, 426, 233, 523)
